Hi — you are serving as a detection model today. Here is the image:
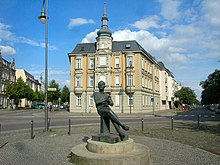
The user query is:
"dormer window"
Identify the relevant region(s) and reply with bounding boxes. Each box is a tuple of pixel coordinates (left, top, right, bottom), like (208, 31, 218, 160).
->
(80, 47, 85, 51)
(125, 44, 131, 49)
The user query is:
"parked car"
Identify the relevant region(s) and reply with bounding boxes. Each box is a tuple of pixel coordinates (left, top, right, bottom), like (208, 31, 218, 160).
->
(32, 104, 45, 109)
(179, 105, 191, 111)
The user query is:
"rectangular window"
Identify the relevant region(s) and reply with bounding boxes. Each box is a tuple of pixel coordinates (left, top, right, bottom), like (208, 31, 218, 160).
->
(128, 95, 133, 106)
(75, 77, 81, 87)
(115, 95, 120, 106)
(89, 76, 94, 87)
(115, 75, 120, 86)
(100, 56, 106, 66)
(89, 59, 94, 68)
(76, 58, 81, 69)
(142, 76, 145, 87)
(76, 95, 82, 106)
(127, 75, 133, 86)
(127, 56, 133, 67)
(115, 57, 120, 68)
(162, 100, 166, 105)
(89, 95, 93, 106)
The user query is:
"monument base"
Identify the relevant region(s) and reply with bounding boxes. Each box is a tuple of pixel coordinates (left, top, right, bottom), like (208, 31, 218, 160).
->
(70, 138, 150, 165)
(92, 133, 128, 144)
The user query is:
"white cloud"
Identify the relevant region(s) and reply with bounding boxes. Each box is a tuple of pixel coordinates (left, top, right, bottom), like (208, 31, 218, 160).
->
(68, 18, 95, 29)
(0, 21, 57, 53)
(0, 45, 16, 55)
(158, 0, 181, 20)
(39, 42, 57, 50)
(113, 29, 170, 55)
(81, 29, 98, 43)
(201, 0, 220, 27)
(131, 15, 160, 30)
(0, 22, 14, 41)
(166, 53, 188, 64)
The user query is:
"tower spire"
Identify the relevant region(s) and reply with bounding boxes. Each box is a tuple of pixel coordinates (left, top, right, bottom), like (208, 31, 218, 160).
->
(97, 3, 112, 38)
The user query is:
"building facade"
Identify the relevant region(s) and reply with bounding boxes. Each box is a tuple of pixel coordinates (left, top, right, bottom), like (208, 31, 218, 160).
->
(16, 69, 41, 107)
(0, 51, 16, 109)
(68, 5, 162, 113)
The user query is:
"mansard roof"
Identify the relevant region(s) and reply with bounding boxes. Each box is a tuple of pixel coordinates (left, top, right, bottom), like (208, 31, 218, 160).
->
(158, 61, 174, 78)
(69, 40, 159, 64)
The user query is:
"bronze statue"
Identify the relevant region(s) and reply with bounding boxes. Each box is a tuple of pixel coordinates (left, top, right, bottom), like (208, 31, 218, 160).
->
(93, 81, 129, 141)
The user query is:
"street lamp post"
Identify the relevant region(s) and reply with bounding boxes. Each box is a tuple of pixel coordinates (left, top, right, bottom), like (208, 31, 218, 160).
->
(38, 0, 49, 132)
(129, 60, 132, 115)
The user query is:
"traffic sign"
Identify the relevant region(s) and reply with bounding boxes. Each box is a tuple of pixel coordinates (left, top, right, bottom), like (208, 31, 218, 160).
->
(48, 88, 57, 91)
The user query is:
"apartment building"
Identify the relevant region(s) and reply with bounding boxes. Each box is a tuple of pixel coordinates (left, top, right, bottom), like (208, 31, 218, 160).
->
(16, 69, 41, 107)
(68, 4, 162, 113)
(0, 50, 16, 108)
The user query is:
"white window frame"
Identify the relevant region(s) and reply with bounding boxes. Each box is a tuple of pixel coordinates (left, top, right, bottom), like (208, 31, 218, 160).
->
(89, 59, 94, 69)
(76, 95, 82, 106)
(115, 57, 120, 68)
(142, 95, 145, 106)
(75, 76, 81, 87)
(127, 75, 133, 86)
(127, 56, 133, 67)
(115, 75, 120, 86)
(76, 58, 82, 69)
(115, 95, 120, 106)
(89, 76, 94, 87)
(89, 95, 93, 106)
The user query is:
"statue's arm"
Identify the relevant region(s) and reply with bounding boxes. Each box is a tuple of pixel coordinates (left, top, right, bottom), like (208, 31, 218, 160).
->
(107, 95, 113, 106)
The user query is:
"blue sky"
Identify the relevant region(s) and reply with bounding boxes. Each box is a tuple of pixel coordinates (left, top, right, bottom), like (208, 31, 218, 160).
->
(0, 0, 219, 100)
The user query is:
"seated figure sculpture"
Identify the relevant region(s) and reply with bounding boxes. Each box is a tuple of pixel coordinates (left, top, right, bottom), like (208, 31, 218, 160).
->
(93, 81, 129, 141)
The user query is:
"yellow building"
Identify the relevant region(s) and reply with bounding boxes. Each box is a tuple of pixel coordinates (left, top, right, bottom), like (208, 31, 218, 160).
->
(68, 4, 161, 113)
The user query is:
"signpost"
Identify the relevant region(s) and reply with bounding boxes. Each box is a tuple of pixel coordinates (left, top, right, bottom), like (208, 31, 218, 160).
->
(48, 88, 57, 91)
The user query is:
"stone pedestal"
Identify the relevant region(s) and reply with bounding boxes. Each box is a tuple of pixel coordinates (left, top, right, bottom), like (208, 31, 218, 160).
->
(71, 138, 150, 165)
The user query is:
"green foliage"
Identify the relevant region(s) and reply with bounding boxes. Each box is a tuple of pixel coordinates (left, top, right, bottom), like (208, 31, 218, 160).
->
(200, 69, 220, 104)
(5, 77, 34, 106)
(48, 80, 61, 102)
(60, 85, 70, 103)
(174, 87, 198, 105)
(33, 90, 45, 102)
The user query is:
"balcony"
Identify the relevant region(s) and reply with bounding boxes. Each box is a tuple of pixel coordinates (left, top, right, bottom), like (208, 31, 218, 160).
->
(74, 86, 83, 94)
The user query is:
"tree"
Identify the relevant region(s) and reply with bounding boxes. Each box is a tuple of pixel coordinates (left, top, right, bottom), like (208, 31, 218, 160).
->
(60, 85, 70, 103)
(174, 87, 198, 105)
(5, 77, 34, 108)
(48, 80, 61, 103)
(32, 89, 45, 102)
(200, 69, 220, 104)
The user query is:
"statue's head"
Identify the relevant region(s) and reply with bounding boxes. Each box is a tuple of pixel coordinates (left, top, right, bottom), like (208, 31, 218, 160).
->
(98, 81, 105, 91)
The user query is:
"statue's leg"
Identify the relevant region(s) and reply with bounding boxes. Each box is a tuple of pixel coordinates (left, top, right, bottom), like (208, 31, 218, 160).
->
(100, 116, 110, 134)
(111, 121, 127, 141)
(108, 110, 129, 130)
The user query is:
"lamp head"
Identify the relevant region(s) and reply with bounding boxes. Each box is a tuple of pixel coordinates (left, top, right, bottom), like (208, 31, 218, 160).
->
(38, 7, 46, 24)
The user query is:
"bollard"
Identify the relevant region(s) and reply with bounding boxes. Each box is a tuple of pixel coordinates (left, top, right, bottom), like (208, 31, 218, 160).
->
(48, 118, 51, 130)
(31, 120, 34, 139)
(141, 118, 144, 132)
(68, 119, 71, 135)
(171, 117, 174, 130)
(197, 115, 200, 128)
